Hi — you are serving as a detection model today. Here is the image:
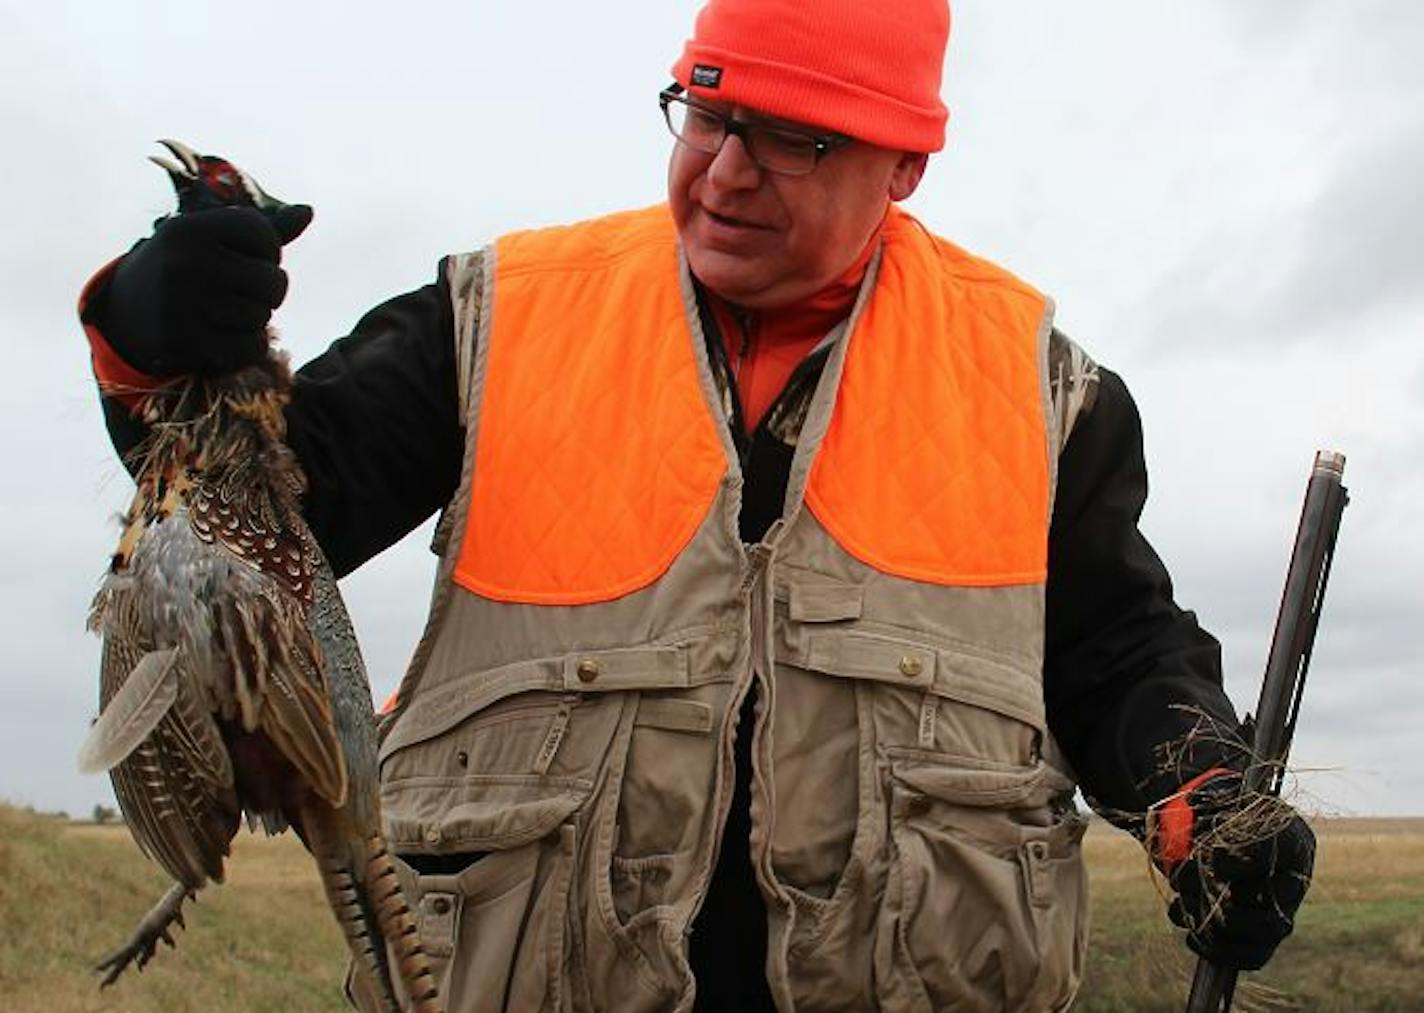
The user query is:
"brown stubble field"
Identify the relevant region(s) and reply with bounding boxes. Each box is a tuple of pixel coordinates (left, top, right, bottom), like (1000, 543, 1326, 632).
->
(1, 804, 1420, 1011)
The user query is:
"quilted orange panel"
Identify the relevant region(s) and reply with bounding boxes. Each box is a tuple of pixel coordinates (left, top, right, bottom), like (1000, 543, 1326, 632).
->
(455, 206, 728, 604)
(804, 208, 1051, 587)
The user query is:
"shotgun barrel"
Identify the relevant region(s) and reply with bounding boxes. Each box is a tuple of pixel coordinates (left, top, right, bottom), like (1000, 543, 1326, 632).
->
(1184, 450, 1349, 1013)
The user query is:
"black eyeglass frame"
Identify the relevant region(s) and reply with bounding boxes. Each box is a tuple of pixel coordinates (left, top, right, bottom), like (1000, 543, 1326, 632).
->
(658, 84, 853, 176)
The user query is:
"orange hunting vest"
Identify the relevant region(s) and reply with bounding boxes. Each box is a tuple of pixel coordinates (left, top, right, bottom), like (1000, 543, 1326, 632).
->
(375, 205, 1084, 1013)
(454, 204, 1049, 603)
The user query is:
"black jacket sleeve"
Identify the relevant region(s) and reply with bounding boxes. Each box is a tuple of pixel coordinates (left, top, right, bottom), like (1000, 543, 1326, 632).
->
(95, 260, 463, 579)
(284, 263, 462, 577)
(1043, 368, 1245, 821)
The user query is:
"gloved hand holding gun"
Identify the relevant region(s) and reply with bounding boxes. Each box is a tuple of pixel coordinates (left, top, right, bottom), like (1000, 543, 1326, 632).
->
(1150, 767, 1316, 970)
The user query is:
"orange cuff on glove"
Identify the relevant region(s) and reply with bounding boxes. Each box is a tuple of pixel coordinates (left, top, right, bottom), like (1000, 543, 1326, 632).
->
(1149, 766, 1233, 874)
(79, 257, 176, 413)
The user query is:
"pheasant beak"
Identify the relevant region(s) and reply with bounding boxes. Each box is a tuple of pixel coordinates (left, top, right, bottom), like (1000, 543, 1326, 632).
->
(149, 138, 201, 183)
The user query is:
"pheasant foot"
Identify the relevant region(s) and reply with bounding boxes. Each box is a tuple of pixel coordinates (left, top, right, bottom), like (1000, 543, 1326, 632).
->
(97, 881, 193, 987)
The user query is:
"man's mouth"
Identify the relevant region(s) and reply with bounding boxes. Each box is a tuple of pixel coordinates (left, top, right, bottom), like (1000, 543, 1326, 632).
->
(703, 207, 763, 230)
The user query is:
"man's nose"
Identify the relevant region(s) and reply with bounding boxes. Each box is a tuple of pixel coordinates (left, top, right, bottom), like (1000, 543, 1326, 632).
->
(705, 132, 764, 190)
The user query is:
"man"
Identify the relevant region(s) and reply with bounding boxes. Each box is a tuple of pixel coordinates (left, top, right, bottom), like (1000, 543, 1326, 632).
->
(80, 1, 1314, 1010)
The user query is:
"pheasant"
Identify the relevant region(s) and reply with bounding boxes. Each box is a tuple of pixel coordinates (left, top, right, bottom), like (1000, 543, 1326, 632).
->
(80, 139, 442, 1013)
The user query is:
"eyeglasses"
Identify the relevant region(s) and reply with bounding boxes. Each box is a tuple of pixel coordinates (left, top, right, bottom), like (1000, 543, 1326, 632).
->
(659, 85, 852, 177)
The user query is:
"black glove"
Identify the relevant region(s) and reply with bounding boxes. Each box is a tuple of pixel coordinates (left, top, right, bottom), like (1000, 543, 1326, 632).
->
(1155, 771, 1315, 970)
(93, 203, 313, 376)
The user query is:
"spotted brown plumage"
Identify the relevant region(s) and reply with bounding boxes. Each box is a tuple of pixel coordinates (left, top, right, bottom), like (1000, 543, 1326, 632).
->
(81, 140, 442, 1012)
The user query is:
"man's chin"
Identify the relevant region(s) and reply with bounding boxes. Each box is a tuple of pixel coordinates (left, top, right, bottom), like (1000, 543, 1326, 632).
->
(686, 248, 765, 300)
(683, 244, 820, 309)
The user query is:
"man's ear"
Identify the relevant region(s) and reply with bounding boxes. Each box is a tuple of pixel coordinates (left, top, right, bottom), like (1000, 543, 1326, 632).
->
(889, 152, 929, 202)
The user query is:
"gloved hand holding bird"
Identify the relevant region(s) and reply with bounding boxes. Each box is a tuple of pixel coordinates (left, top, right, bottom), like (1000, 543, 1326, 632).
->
(78, 139, 444, 1013)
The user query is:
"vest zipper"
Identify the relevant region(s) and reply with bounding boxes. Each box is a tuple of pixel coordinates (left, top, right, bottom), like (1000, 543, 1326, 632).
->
(687, 542, 767, 936)
(741, 542, 771, 596)
(745, 542, 790, 910)
(732, 306, 757, 383)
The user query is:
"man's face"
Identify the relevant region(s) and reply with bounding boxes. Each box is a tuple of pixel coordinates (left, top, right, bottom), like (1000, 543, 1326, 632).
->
(668, 101, 927, 309)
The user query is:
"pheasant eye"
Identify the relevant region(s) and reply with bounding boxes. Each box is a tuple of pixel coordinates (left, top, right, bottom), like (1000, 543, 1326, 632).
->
(200, 164, 238, 194)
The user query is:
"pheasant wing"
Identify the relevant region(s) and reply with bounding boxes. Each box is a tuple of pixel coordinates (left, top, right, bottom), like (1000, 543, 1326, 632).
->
(99, 615, 239, 887)
(193, 473, 349, 811)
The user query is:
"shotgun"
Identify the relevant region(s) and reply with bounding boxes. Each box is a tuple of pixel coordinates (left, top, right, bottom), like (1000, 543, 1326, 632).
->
(1184, 450, 1349, 1013)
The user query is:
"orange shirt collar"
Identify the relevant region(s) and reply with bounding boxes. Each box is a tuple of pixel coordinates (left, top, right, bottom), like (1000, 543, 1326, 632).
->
(706, 220, 881, 343)
(702, 220, 883, 433)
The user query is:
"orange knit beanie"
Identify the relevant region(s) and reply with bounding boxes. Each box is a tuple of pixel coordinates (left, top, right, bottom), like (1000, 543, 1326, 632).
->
(670, 0, 950, 153)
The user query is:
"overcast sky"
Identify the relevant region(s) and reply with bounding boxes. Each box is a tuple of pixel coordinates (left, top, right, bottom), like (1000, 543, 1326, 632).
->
(2, 1, 1420, 821)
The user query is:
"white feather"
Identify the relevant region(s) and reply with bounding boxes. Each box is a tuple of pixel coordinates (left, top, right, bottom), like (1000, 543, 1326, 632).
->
(77, 648, 180, 774)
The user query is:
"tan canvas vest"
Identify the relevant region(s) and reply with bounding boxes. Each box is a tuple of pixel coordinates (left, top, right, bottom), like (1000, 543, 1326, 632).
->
(366, 205, 1089, 1013)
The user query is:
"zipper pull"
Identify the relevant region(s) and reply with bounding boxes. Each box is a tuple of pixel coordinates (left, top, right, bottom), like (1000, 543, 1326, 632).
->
(741, 543, 772, 596)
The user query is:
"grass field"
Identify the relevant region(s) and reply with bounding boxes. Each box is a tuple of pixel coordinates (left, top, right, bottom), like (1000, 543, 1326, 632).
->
(1, 804, 1420, 1011)
(1074, 819, 1424, 1012)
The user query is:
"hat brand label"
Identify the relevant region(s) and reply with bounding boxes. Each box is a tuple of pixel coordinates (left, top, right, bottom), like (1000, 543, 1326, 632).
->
(691, 64, 723, 89)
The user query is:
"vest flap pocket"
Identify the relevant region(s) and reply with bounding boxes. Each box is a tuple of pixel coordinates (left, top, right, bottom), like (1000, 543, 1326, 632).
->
(933, 651, 1046, 734)
(381, 645, 690, 762)
(783, 580, 864, 623)
(633, 697, 714, 734)
(384, 776, 589, 852)
(800, 633, 1044, 770)
(888, 748, 1045, 809)
(380, 656, 564, 762)
(805, 631, 937, 687)
(560, 646, 688, 692)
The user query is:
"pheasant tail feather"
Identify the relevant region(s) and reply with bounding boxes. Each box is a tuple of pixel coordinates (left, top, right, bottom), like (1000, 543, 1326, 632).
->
(306, 813, 442, 1013)
(366, 833, 442, 1013)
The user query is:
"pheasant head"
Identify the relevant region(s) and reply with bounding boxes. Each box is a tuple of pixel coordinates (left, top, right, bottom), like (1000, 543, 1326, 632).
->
(150, 139, 288, 214)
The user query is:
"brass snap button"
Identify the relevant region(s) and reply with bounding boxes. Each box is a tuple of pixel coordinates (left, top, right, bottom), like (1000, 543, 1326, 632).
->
(1028, 841, 1049, 860)
(455, 750, 468, 768)
(899, 655, 924, 678)
(430, 896, 452, 915)
(576, 658, 600, 683)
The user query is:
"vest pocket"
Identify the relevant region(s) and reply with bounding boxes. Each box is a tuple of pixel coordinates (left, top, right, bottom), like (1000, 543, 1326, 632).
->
(379, 686, 627, 1012)
(374, 823, 577, 1013)
(580, 690, 715, 1013)
(882, 754, 1088, 1012)
(775, 623, 1084, 1010)
(609, 696, 712, 924)
(766, 653, 882, 1012)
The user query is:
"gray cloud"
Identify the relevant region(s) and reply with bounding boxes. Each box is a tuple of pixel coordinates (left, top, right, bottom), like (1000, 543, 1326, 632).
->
(1215, 0, 1424, 92)
(1129, 0, 1424, 354)
(1274, 117, 1424, 324)
(1145, 114, 1424, 349)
